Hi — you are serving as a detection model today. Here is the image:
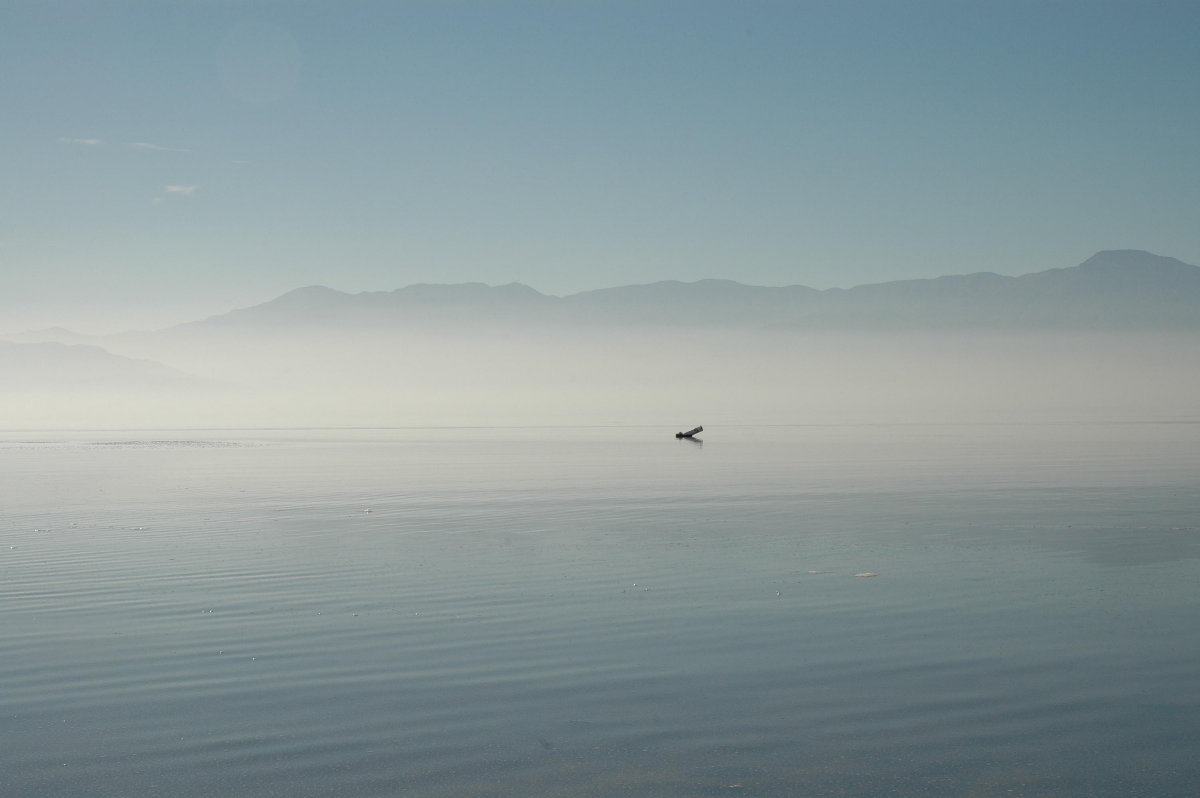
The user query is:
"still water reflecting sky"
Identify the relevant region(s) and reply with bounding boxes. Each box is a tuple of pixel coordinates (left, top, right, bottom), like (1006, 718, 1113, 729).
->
(3, 424, 1198, 797)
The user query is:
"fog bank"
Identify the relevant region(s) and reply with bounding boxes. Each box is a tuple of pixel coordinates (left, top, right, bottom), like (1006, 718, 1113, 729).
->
(3, 329, 1197, 430)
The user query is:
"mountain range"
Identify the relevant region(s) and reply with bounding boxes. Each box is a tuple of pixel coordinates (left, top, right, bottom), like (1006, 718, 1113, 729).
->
(4, 249, 1199, 427)
(165, 249, 1200, 333)
(0, 340, 214, 391)
(5, 251, 1199, 345)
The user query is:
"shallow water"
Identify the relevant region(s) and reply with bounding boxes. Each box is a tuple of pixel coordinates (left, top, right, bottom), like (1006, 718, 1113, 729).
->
(3, 424, 1198, 797)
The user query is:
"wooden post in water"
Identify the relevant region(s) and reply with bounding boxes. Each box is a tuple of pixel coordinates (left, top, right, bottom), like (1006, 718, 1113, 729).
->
(675, 425, 703, 439)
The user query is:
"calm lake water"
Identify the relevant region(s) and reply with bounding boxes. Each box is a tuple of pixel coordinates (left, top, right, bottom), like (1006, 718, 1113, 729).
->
(3, 424, 1198, 797)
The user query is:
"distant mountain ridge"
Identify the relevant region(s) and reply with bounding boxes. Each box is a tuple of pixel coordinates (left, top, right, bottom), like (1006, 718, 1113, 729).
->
(7, 250, 1200, 342)
(4, 249, 1198, 429)
(169, 250, 1199, 332)
(0, 341, 213, 390)
(185, 281, 551, 330)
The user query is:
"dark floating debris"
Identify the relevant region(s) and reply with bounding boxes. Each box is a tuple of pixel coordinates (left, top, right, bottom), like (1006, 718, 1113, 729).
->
(675, 425, 703, 439)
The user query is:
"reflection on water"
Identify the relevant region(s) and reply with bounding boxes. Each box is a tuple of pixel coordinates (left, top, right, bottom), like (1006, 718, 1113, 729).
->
(2, 424, 1198, 797)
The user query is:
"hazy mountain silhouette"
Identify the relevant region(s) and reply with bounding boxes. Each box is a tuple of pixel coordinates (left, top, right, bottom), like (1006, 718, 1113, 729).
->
(3, 326, 99, 345)
(157, 250, 1200, 333)
(173, 281, 555, 333)
(0, 341, 214, 390)
(796, 250, 1200, 330)
(561, 279, 821, 326)
(5, 250, 1198, 343)
(4, 250, 1199, 429)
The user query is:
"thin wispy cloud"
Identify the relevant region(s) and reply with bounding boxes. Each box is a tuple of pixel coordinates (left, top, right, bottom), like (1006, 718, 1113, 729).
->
(152, 185, 198, 204)
(129, 141, 191, 153)
(59, 137, 103, 146)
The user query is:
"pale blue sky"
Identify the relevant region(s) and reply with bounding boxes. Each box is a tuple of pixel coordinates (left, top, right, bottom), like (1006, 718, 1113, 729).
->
(4, 0, 1199, 331)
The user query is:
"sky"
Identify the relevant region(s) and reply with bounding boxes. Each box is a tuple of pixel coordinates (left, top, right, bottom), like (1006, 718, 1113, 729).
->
(3, 0, 1200, 333)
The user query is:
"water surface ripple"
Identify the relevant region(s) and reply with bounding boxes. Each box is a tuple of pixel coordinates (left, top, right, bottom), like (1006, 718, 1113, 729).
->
(2, 425, 1198, 797)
